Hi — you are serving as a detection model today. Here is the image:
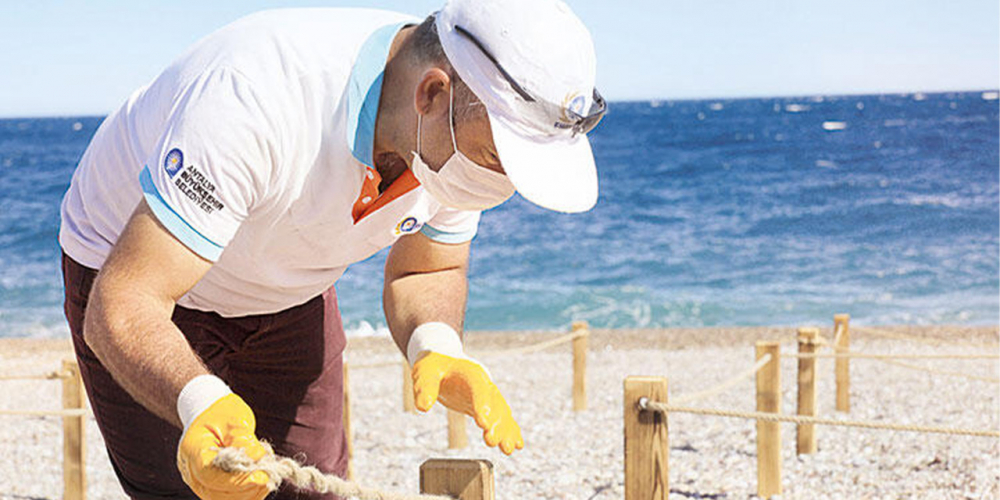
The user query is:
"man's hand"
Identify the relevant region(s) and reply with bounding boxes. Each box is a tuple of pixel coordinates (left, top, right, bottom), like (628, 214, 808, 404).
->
(412, 351, 524, 455)
(176, 377, 272, 500)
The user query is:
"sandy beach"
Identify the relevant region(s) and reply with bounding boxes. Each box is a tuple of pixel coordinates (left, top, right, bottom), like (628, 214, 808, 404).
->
(1, 324, 998, 499)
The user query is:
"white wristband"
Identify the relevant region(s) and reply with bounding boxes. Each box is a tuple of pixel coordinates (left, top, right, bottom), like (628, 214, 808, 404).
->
(406, 322, 491, 379)
(406, 322, 466, 366)
(177, 374, 232, 431)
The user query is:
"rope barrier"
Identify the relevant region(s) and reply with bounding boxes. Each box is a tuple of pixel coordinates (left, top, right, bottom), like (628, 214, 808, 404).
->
(869, 358, 1000, 383)
(0, 408, 89, 417)
(786, 352, 1000, 360)
(854, 326, 998, 350)
(472, 331, 584, 357)
(798, 335, 999, 382)
(0, 370, 69, 381)
(638, 399, 1000, 438)
(672, 354, 772, 405)
(213, 444, 454, 500)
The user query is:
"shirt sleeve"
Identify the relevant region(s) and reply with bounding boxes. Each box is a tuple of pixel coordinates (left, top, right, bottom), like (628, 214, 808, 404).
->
(140, 67, 276, 262)
(420, 206, 481, 244)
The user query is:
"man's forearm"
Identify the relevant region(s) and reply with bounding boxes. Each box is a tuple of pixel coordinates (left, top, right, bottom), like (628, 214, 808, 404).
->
(383, 266, 468, 358)
(84, 282, 209, 428)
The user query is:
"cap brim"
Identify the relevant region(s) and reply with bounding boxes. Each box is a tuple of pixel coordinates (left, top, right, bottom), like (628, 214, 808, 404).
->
(488, 113, 598, 213)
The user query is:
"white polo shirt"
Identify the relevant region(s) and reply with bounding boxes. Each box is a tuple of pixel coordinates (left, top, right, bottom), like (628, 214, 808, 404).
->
(59, 8, 481, 317)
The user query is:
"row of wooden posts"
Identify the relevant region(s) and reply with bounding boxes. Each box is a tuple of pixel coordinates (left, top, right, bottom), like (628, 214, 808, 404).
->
(35, 316, 854, 499)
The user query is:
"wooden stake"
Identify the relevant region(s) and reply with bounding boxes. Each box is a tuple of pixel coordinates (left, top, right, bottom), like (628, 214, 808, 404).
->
(834, 314, 851, 412)
(420, 459, 494, 500)
(755, 342, 781, 498)
(342, 362, 354, 481)
(402, 359, 416, 413)
(796, 327, 819, 455)
(572, 321, 589, 412)
(623, 377, 668, 500)
(62, 359, 85, 500)
(448, 410, 468, 449)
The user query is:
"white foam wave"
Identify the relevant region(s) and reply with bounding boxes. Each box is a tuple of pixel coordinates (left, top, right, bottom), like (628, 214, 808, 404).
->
(343, 320, 391, 338)
(905, 194, 963, 208)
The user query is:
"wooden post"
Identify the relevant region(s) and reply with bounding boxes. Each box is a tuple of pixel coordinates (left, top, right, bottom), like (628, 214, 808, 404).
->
(834, 314, 851, 412)
(572, 321, 589, 412)
(342, 362, 354, 481)
(420, 459, 494, 500)
(448, 410, 468, 449)
(755, 342, 781, 498)
(623, 377, 668, 500)
(402, 359, 416, 413)
(796, 327, 819, 455)
(62, 359, 86, 500)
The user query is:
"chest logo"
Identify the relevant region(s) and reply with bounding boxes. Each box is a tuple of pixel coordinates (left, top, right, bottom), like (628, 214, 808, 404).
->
(395, 216, 421, 236)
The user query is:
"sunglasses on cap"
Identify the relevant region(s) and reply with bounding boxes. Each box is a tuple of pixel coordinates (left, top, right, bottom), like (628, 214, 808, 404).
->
(454, 25, 606, 136)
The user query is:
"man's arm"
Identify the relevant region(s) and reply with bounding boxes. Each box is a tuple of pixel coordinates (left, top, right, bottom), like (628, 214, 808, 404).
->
(86, 199, 272, 498)
(84, 199, 213, 427)
(383, 232, 524, 455)
(383, 231, 470, 355)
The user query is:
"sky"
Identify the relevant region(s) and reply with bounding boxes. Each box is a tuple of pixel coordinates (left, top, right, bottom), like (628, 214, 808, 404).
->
(0, 0, 997, 117)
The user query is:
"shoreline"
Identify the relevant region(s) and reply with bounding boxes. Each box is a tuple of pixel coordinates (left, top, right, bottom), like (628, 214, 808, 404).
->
(1, 324, 997, 359)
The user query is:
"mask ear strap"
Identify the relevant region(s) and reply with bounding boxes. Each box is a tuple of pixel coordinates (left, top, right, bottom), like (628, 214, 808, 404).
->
(448, 86, 460, 154)
(416, 112, 423, 156)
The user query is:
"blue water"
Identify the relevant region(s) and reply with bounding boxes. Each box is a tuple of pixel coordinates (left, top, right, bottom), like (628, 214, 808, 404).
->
(1, 91, 997, 338)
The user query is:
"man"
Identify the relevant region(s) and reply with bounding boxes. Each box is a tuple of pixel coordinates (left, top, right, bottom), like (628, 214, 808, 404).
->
(59, 0, 604, 498)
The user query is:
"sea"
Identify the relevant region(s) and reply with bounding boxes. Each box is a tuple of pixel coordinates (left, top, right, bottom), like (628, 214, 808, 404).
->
(1, 91, 998, 339)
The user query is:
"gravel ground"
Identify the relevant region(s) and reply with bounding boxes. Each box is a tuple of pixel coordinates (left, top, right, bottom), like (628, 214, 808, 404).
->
(1, 325, 997, 499)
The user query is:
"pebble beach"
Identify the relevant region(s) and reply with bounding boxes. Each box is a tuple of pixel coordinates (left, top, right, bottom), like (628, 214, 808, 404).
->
(1, 324, 998, 499)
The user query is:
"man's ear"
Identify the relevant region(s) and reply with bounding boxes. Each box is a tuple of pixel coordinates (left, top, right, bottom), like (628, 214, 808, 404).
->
(414, 67, 452, 118)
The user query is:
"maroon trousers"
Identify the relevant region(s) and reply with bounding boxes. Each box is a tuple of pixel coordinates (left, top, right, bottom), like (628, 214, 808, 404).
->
(62, 253, 348, 499)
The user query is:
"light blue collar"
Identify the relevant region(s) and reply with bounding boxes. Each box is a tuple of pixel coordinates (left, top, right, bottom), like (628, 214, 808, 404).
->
(345, 21, 412, 167)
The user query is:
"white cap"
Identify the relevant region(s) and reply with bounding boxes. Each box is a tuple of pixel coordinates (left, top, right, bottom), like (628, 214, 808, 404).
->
(435, 0, 603, 213)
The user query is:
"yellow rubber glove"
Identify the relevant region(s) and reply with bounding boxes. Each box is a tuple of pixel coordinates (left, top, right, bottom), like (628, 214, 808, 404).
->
(176, 389, 272, 500)
(412, 351, 524, 455)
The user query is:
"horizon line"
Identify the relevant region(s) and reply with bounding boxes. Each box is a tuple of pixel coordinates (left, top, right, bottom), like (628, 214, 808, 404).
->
(1, 87, 997, 121)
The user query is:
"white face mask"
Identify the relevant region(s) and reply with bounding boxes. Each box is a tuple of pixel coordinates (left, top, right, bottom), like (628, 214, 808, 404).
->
(410, 89, 515, 211)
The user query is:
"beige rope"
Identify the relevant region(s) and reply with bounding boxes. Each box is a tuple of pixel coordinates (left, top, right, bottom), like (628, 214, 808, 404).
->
(346, 331, 583, 367)
(0, 408, 89, 417)
(854, 326, 997, 350)
(639, 399, 1000, 438)
(673, 354, 772, 405)
(473, 331, 584, 357)
(786, 352, 1000, 360)
(870, 358, 1000, 383)
(213, 445, 453, 500)
(0, 370, 69, 381)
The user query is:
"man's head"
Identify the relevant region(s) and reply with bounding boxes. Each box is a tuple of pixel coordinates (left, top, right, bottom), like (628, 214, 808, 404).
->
(379, 0, 604, 213)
